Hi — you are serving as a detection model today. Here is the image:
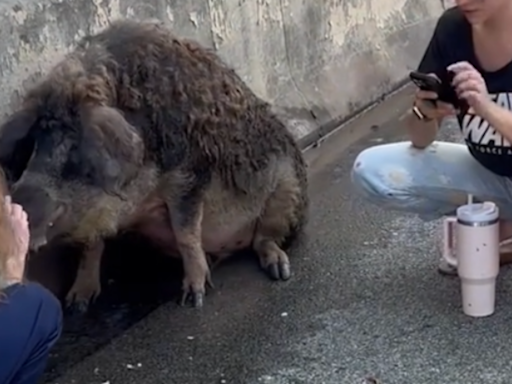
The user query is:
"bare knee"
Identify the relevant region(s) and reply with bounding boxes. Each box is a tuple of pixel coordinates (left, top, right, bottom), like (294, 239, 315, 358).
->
(351, 146, 413, 204)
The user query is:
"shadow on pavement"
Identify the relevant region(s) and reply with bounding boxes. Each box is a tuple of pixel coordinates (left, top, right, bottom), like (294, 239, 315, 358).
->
(26, 233, 184, 383)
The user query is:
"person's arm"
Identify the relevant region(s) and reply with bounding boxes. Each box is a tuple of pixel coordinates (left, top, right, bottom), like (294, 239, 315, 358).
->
(448, 60, 512, 144)
(404, 112, 440, 149)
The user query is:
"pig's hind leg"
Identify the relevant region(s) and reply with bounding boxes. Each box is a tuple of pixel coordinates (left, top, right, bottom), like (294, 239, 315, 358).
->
(66, 241, 104, 313)
(253, 174, 306, 281)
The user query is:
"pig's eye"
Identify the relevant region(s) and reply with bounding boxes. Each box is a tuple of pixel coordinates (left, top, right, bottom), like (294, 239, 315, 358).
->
(48, 222, 54, 227)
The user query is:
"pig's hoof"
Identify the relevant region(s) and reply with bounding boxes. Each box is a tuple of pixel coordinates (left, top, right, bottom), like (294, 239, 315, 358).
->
(180, 290, 205, 308)
(179, 277, 214, 308)
(179, 263, 214, 308)
(67, 299, 89, 314)
(258, 246, 292, 281)
(266, 261, 291, 281)
(65, 283, 101, 313)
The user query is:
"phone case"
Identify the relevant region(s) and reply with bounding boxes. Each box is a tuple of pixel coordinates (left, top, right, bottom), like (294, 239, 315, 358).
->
(409, 70, 469, 113)
(409, 72, 441, 93)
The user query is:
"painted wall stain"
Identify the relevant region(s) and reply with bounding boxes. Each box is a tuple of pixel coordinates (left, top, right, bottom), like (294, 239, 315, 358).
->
(208, 0, 230, 48)
(10, 5, 27, 24)
(91, 0, 121, 32)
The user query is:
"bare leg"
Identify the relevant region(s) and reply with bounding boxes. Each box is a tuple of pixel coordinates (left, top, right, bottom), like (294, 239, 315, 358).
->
(66, 241, 104, 313)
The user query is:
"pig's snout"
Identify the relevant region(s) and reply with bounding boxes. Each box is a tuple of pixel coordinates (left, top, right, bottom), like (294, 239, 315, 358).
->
(29, 235, 48, 252)
(11, 183, 59, 251)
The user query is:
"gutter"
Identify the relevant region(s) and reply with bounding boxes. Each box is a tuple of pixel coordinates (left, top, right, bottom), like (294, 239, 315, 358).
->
(298, 77, 411, 151)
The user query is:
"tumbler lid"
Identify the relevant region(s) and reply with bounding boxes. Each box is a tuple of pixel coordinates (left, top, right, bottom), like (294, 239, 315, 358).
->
(456, 202, 499, 224)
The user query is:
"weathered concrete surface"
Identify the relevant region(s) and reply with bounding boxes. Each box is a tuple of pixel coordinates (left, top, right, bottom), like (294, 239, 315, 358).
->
(47, 85, 512, 384)
(443, 0, 457, 9)
(0, 0, 443, 142)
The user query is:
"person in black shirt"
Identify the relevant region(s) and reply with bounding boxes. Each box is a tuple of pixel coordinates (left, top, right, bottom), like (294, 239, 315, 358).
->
(351, 0, 512, 274)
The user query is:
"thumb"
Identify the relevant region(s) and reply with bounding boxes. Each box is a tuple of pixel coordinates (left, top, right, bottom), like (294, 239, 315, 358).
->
(0, 167, 18, 266)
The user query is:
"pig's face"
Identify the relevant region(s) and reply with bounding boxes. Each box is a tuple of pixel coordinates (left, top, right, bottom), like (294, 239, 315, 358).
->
(11, 126, 79, 250)
(0, 105, 144, 251)
(11, 183, 66, 251)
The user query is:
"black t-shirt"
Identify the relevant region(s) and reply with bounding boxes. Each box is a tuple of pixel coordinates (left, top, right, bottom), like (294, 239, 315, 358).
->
(418, 6, 512, 177)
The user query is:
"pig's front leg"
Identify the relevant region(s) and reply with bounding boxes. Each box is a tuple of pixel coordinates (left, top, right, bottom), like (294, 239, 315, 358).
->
(66, 240, 104, 313)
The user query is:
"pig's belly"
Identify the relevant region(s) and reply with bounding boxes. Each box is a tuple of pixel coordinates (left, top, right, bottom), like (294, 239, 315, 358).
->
(134, 215, 256, 258)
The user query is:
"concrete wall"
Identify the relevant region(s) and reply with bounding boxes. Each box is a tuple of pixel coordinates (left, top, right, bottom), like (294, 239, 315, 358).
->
(0, 0, 445, 144)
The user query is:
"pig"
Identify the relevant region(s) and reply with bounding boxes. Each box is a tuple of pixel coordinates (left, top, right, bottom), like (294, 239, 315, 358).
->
(0, 19, 309, 312)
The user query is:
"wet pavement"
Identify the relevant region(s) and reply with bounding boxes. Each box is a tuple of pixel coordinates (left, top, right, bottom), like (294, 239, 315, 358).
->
(44, 86, 512, 384)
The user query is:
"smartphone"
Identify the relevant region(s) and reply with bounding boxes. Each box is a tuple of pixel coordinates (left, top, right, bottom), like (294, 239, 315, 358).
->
(409, 71, 441, 108)
(409, 70, 468, 112)
(409, 71, 442, 93)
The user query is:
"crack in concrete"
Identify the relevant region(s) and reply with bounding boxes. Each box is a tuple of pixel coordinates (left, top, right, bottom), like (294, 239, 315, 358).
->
(277, 0, 313, 112)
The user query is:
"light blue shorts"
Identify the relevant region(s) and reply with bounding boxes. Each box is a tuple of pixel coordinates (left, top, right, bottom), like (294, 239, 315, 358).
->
(351, 141, 512, 221)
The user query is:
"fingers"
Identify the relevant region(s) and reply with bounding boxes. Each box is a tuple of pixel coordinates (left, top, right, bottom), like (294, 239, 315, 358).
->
(416, 90, 438, 100)
(414, 95, 455, 119)
(457, 81, 481, 95)
(13, 206, 28, 228)
(21, 209, 27, 224)
(452, 71, 481, 88)
(452, 70, 472, 87)
(11, 203, 23, 219)
(447, 61, 473, 74)
(447, 62, 482, 87)
(448, 63, 486, 104)
(11, 204, 28, 233)
(3, 195, 28, 224)
(3, 195, 12, 217)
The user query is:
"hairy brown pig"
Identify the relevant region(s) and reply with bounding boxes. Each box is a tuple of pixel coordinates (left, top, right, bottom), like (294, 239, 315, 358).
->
(0, 19, 309, 312)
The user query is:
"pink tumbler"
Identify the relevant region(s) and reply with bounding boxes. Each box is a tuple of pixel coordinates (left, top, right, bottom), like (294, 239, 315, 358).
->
(448, 202, 500, 317)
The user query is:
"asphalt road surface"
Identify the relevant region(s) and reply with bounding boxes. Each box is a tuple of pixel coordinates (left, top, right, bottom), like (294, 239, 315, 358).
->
(43, 87, 512, 384)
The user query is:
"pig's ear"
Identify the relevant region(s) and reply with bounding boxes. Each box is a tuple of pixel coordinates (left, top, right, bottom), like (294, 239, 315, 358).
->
(0, 109, 36, 184)
(80, 106, 144, 194)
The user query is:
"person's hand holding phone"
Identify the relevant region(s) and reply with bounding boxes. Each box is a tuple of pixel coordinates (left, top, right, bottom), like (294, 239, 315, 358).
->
(413, 73, 456, 120)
